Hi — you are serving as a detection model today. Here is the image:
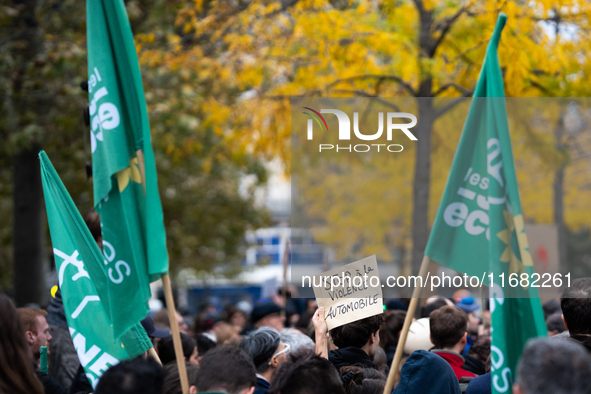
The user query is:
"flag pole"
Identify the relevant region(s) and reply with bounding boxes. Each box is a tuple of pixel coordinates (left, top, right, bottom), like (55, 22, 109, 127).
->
(382, 254, 430, 394)
(136, 149, 188, 393)
(162, 273, 189, 393)
(148, 347, 162, 365)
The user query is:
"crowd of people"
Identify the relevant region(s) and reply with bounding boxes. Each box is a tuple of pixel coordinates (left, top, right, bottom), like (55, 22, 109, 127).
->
(1, 277, 591, 394)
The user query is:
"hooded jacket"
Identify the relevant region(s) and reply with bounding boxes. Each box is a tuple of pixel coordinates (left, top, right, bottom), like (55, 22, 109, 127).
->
(328, 347, 377, 371)
(394, 350, 461, 394)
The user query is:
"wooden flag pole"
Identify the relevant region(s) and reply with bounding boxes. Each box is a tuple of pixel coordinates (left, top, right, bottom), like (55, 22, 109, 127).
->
(163, 274, 189, 393)
(135, 150, 188, 392)
(382, 255, 430, 394)
(148, 347, 162, 365)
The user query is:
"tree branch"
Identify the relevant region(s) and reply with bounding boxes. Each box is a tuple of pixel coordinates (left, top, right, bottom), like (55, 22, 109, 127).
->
(430, 7, 466, 56)
(327, 75, 416, 96)
(434, 96, 471, 119)
(433, 83, 473, 97)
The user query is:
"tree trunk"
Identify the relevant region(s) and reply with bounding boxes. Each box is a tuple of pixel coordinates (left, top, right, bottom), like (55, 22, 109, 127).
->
(553, 115, 567, 273)
(411, 96, 434, 275)
(11, 0, 46, 306)
(14, 145, 46, 306)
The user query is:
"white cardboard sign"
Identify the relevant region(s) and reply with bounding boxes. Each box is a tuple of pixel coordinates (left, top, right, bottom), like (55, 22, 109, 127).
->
(312, 255, 383, 331)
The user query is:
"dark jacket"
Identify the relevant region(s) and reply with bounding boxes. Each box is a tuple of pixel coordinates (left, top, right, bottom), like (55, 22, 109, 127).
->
(254, 376, 271, 394)
(328, 347, 376, 371)
(465, 373, 491, 394)
(47, 289, 80, 389)
(36, 370, 68, 394)
(462, 354, 486, 376)
(394, 350, 461, 394)
(385, 345, 396, 367)
(569, 334, 591, 355)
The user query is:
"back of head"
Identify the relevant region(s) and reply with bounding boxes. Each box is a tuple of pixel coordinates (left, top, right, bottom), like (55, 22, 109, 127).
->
(240, 327, 281, 373)
(429, 305, 467, 349)
(421, 298, 449, 318)
(515, 337, 591, 394)
(545, 313, 566, 334)
(280, 329, 315, 353)
(380, 310, 406, 349)
(163, 362, 199, 394)
(330, 314, 384, 349)
(157, 332, 196, 365)
(542, 299, 561, 319)
(195, 333, 217, 355)
(268, 349, 345, 394)
(0, 294, 44, 394)
(95, 357, 165, 394)
(394, 350, 461, 394)
(340, 366, 386, 394)
(466, 334, 491, 364)
(560, 277, 591, 335)
(196, 345, 256, 394)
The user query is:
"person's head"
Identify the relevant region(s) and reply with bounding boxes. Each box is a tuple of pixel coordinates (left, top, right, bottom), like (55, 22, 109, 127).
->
(153, 309, 189, 333)
(340, 366, 386, 394)
(513, 337, 591, 394)
(560, 277, 591, 335)
(542, 299, 561, 320)
(0, 294, 44, 394)
(330, 314, 384, 358)
(429, 306, 468, 354)
(157, 332, 198, 365)
(196, 346, 256, 394)
(240, 327, 289, 379)
(163, 362, 199, 394)
(280, 329, 315, 353)
(546, 313, 566, 336)
(214, 321, 241, 345)
(226, 307, 248, 329)
(16, 307, 52, 359)
(466, 334, 490, 364)
(251, 302, 285, 331)
(268, 350, 345, 394)
(420, 297, 450, 318)
(195, 333, 217, 364)
(380, 310, 406, 350)
(95, 357, 165, 394)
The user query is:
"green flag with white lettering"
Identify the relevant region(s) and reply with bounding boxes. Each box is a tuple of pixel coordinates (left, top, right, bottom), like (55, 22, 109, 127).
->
(39, 151, 152, 388)
(424, 14, 546, 394)
(87, 0, 169, 339)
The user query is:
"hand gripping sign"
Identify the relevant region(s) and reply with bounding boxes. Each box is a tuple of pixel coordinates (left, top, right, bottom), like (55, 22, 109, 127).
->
(312, 255, 383, 331)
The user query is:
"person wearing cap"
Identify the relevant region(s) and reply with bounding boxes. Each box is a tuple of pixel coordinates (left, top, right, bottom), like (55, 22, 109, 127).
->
(250, 302, 285, 332)
(239, 327, 290, 394)
(141, 315, 171, 353)
(455, 297, 481, 354)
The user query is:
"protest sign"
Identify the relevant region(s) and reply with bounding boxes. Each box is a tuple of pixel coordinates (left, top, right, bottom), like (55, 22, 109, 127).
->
(312, 255, 383, 331)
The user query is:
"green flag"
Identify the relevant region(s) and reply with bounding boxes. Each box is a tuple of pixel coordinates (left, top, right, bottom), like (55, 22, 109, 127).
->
(87, 0, 169, 338)
(424, 14, 546, 394)
(39, 151, 152, 388)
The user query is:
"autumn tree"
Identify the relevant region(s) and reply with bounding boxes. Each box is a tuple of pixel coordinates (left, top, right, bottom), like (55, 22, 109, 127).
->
(137, 0, 591, 272)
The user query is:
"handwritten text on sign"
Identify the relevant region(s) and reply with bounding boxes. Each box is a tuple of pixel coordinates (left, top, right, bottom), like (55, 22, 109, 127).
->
(312, 255, 383, 331)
